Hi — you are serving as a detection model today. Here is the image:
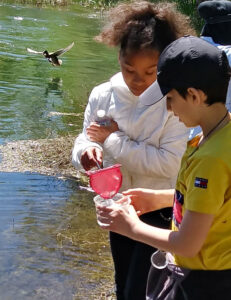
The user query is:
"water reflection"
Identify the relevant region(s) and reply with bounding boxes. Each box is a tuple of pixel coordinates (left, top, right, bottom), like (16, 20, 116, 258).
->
(45, 77, 63, 98)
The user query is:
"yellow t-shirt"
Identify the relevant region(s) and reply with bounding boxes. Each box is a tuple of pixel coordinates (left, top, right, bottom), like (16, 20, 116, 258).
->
(173, 121, 231, 270)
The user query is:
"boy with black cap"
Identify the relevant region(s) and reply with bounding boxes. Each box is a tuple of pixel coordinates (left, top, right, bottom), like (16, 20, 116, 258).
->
(198, 0, 231, 45)
(95, 36, 231, 299)
(198, 0, 231, 110)
(190, 0, 231, 139)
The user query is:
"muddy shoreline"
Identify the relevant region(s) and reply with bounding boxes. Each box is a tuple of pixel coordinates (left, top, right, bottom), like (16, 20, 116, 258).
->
(0, 136, 78, 177)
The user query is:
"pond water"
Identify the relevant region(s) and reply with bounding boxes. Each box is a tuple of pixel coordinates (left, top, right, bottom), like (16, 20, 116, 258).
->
(0, 2, 119, 299)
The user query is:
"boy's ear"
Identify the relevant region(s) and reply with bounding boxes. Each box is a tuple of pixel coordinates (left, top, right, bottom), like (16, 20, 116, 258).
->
(187, 87, 207, 105)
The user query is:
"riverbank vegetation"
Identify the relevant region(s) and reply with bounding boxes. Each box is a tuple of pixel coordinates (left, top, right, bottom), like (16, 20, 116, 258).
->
(11, 0, 203, 33)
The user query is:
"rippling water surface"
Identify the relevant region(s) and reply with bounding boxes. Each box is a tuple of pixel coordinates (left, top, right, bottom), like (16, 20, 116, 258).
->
(0, 173, 113, 299)
(0, 1, 118, 142)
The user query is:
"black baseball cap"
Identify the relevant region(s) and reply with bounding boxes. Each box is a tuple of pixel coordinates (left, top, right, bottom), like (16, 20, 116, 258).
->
(140, 35, 228, 105)
(198, 0, 231, 24)
(198, 1, 231, 45)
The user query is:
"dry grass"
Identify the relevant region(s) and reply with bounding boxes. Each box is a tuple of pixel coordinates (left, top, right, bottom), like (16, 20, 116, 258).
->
(0, 135, 79, 178)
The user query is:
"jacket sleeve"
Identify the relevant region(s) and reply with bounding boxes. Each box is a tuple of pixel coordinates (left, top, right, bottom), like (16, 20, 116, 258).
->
(103, 112, 189, 178)
(71, 88, 103, 170)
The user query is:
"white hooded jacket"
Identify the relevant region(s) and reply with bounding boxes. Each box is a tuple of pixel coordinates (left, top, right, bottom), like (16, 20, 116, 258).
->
(72, 72, 189, 191)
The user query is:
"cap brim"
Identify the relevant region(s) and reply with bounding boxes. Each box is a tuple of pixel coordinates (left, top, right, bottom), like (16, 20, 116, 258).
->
(139, 80, 170, 106)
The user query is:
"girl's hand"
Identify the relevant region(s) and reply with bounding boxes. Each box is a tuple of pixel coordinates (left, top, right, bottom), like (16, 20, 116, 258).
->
(96, 203, 141, 237)
(87, 120, 119, 143)
(122, 188, 173, 216)
(80, 147, 102, 171)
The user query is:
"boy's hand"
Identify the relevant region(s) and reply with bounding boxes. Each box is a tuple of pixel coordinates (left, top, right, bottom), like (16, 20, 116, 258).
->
(87, 120, 119, 143)
(80, 147, 102, 171)
(96, 203, 141, 238)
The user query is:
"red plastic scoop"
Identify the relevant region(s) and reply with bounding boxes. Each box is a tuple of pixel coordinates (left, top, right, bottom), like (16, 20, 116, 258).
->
(86, 164, 122, 199)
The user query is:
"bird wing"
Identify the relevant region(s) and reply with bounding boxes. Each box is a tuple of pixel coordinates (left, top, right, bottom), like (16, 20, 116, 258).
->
(50, 42, 74, 57)
(27, 48, 43, 54)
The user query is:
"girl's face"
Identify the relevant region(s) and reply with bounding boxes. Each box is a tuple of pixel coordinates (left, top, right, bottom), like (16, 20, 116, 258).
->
(119, 49, 159, 96)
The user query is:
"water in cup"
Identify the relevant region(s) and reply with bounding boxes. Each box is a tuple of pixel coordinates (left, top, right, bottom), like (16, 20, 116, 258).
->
(94, 193, 130, 226)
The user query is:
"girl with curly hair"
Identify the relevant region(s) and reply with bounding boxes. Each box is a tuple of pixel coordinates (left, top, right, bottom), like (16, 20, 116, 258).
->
(72, 1, 195, 299)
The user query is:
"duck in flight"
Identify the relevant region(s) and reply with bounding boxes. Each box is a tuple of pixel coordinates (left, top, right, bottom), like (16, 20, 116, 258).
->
(27, 42, 74, 66)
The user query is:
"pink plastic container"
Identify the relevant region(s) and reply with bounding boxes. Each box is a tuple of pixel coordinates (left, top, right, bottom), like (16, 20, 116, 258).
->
(86, 164, 122, 199)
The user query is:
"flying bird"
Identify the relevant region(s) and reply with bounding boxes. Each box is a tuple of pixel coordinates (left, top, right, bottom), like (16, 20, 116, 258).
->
(26, 42, 74, 66)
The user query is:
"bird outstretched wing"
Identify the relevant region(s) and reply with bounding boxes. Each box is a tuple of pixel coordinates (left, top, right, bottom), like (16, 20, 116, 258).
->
(50, 42, 74, 57)
(27, 48, 44, 54)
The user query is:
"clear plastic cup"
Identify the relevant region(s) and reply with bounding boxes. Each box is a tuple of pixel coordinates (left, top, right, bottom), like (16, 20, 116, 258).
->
(93, 193, 131, 226)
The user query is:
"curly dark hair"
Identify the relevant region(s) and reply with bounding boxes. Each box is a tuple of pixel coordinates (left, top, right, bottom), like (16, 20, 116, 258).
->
(95, 1, 196, 55)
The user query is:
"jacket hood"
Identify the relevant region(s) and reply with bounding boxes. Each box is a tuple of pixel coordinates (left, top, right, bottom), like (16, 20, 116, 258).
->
(110, 72, 139, 103)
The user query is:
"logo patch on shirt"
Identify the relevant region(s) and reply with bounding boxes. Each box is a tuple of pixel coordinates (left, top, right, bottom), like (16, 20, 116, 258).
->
(194, 177, 208, 189)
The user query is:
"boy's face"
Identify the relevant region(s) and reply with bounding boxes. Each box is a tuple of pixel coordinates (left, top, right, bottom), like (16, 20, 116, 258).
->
(166, 89, 198, 128)
(119, 49, 159, 96)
